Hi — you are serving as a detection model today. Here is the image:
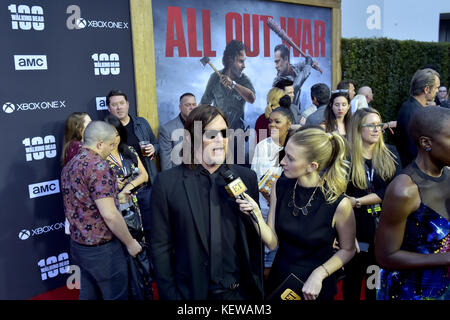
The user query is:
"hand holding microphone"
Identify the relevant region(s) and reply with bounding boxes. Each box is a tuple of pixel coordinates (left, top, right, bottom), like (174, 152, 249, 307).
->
(220, 169, 261, 222)
(236, 193, 262, 220)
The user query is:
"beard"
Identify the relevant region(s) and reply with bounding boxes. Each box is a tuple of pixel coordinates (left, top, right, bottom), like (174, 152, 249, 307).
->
(231, 65, 242, 79)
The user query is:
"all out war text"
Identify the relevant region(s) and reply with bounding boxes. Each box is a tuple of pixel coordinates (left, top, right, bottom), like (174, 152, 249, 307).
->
(165, 6, 326, 58)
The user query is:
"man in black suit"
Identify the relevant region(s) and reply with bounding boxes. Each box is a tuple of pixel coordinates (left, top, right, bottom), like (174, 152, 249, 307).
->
(396, 68, 440, 167)
(150, 105, 263, 300)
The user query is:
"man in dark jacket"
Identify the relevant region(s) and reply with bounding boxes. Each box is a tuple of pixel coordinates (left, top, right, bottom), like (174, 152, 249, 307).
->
(150, 105, 264, 300)
(396, 68, 440, 167)
(107, 89, 159, 242)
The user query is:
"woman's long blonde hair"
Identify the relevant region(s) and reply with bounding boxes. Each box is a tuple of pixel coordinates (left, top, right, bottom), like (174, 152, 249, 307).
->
(264, 87, 285, 118)
(289, 128, 350, 202)
(347, 108, 397, 189)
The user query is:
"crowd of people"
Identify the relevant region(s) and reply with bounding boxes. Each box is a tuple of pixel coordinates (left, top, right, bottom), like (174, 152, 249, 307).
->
(60, 40, 450, 301)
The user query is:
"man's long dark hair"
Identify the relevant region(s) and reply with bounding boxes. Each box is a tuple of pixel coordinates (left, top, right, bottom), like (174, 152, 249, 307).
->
(183, 105, 229, 169)
(222, 40, 245, 70)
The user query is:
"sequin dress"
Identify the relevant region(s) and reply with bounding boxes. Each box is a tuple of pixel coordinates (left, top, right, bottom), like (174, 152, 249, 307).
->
(377, 163, 450, 300)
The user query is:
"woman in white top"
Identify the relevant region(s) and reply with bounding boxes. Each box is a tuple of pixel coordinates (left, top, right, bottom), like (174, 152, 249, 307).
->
(251, 107, 294, 271)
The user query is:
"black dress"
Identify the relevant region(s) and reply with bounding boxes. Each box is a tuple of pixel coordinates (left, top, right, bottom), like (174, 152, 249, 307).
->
(343, 145, 401, 300)
(267, 177, 345, 300)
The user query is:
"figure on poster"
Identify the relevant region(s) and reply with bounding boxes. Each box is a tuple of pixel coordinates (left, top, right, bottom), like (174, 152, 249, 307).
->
(272, 44, 316, 113)
(267, 18, 322, 113)
(200, 40, 255, 131)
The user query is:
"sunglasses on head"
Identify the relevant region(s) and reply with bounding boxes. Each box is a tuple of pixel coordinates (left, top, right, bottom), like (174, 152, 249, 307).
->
(331, 89, 348, 94)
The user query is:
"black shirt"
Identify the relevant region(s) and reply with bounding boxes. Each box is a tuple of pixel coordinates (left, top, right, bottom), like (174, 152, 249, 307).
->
(179, 113, 185, 127)
(196, 165, 240, 289)
(346, 146, 401, 244)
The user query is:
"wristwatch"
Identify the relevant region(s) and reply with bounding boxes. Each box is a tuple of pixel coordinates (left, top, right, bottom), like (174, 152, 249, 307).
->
(231, 80, 236, 89)
(355, 198, 361, 208)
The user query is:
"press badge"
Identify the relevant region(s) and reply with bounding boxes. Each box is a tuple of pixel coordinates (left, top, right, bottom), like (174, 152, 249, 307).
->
(367, 204, 381, 217)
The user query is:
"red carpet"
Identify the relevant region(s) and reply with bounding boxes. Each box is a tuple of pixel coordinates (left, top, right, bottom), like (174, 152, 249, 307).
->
(30, 286, 79, 300)
(29, 280, 362, 300)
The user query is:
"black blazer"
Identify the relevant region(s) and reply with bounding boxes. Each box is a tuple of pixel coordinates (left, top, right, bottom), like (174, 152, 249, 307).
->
(150, 164, 264, 300)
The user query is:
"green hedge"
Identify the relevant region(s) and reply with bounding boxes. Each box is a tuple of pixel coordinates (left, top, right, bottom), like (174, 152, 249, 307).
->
(341, 38, 450, 128)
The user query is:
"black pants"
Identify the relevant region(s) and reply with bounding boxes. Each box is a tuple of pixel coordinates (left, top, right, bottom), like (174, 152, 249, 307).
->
(208, 285, 245, 300)
(342, 249, 377, 301)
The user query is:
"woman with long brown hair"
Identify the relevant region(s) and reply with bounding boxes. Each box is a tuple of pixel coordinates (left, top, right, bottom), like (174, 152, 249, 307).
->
(61, 112, 91, 166)
(322, 90, 352, 137)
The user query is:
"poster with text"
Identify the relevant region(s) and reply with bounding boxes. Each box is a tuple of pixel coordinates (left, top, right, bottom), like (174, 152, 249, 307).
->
(152, 0, 332, 129)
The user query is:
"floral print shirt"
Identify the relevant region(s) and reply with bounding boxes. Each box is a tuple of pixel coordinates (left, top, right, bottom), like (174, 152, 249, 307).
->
(61, 147, 118, 245)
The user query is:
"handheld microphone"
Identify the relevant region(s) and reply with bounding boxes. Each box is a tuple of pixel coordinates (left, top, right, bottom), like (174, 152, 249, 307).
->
(220, 168, 265, 299)
(220, 169, 258, 222)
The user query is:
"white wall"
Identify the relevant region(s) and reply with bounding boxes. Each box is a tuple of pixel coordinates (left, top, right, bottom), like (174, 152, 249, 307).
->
(342, 0, 450, 42)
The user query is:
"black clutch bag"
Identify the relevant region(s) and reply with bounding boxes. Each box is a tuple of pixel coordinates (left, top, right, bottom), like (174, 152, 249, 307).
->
(267, 273, 304, 300)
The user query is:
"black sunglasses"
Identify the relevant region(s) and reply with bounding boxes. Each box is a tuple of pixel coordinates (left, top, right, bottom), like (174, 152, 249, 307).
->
(203, 129, 229, 140)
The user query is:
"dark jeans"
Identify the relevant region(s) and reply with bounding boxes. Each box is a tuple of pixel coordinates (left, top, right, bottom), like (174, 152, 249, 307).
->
(70, 238, 129, 300)
(137, 185, 152, 243)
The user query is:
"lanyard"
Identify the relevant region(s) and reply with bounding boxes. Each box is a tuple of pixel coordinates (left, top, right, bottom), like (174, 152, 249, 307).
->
(109, 153, 128, 177)
(364, 162, 374, 192)
(366, 167, 374, 183)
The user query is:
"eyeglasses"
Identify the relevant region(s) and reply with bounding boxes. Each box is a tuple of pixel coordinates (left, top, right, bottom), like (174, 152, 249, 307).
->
(438, 90, 447, 93)
(331, 89, 348, 94)
(361, 123, 386, 132)
(203, 129, 229, 140)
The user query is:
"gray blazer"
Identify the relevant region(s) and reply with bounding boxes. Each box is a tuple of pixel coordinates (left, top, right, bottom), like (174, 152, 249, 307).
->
(305, 105, 327, 126)
(159, 114, 184, 171)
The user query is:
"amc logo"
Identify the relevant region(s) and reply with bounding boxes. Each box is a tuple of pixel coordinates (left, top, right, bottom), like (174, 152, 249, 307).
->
(28, 179, 60, 199)
(14, 55, 47, 70)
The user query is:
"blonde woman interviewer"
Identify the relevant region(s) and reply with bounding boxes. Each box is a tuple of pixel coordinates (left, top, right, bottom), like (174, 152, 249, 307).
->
(239, 128, 356, 300)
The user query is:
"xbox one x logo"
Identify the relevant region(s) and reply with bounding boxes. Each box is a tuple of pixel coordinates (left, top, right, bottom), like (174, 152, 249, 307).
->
(76, 18, 87, 29)
(18, 229, 31, 240)
(3, 102, 15, 113)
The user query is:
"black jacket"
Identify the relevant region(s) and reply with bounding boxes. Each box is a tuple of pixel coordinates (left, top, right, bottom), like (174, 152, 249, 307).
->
(395, 96, 422, 168)
(150, 164, 264, 300)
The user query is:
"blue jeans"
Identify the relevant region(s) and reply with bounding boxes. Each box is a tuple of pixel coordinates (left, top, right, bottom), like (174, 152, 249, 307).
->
(70, 238, 129, 300)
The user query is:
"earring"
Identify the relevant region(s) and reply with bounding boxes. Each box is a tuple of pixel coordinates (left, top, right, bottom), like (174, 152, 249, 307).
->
(425, 147, 431, 152)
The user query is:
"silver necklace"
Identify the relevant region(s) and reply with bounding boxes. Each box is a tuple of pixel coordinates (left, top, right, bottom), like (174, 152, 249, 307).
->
(288, 181, 319, 216)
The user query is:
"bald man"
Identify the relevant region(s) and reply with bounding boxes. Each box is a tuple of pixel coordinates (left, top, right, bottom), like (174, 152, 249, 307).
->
(358, 86, 373, 104)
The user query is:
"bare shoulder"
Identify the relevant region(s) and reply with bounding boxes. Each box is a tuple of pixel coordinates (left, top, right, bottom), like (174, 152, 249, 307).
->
(382, 173, 421, 221)
(332, 196, 352, 227)
(336, 196, 352, 213)
(386, 173, 419, 201)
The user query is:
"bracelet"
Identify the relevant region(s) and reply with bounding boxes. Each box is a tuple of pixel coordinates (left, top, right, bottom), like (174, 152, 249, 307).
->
(129, 182, 136, 188)
(321, 264, 330, 277)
